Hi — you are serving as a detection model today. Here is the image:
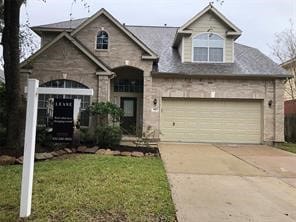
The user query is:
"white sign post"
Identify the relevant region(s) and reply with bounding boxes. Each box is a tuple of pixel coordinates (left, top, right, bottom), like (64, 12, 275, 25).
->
(20, 79, 39, 218)
(20, 79, 93, 218)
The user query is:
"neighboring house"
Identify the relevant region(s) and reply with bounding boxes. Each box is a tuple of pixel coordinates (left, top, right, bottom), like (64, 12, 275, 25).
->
(20, 4, 290, 144)
(281, 58, 296, 101)
(0, 69, 4, 83)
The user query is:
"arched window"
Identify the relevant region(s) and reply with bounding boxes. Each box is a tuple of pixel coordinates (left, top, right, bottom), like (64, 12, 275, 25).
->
(192, 33, 224, 62)
(38, 80, 90, 127)
(96, 31, 109, 50)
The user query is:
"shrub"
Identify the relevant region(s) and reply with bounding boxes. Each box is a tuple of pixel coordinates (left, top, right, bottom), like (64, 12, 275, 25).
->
(88, 102, 123, 148)
(89, 102, 123, 125)
(80, 128, 96, 146)
(96, 125, 122, 148)
(36, 127, 53, 148)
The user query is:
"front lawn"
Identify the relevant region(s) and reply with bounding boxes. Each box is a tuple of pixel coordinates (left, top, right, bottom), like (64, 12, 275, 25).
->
(278, 143, 296, 154)
(0, 155, 176, 221)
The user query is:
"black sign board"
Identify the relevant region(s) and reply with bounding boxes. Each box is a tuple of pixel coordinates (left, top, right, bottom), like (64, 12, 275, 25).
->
(52, 98, 74, 142)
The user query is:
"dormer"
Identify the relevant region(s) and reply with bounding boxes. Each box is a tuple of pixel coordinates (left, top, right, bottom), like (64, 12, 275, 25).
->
(173, 4, 242, 63)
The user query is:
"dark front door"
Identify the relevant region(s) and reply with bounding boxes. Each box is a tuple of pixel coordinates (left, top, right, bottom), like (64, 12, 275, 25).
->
(120, 97, 137, 135)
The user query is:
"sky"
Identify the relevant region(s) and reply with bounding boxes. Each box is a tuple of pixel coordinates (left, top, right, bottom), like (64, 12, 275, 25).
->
(18, 0, 296, 62)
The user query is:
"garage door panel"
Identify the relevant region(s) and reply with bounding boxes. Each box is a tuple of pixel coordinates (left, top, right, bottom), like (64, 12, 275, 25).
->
(160, 99, 262, 143)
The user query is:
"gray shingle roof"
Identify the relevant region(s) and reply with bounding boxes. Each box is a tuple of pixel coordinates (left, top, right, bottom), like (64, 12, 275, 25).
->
(33, 18, 87, 30)
(126, 26, 288, 77)
(32, 18, 289, 77)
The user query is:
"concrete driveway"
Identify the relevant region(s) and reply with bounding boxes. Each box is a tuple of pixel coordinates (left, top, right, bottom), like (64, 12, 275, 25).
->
(159, 143, 296, 222)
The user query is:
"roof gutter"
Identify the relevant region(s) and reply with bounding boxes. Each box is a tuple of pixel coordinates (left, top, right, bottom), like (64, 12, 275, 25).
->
(31, 27, 73, 36)
(151, 71, 293, 79)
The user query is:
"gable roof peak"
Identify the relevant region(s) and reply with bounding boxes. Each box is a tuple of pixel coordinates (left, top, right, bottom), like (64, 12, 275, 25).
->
(70, 7, 158, 60)
(172, 4, 242, 47)
(20, 31, 113, 74)
(179, 4, 242, 34)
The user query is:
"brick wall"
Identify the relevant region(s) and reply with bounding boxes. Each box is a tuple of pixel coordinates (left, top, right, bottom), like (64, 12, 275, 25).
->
(74, 14, 152, 70)
(142, 77, 285, 143)
(25, 38, 99, 100)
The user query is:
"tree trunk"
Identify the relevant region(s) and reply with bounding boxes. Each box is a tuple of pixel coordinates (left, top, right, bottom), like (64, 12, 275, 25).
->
(2, 0, 25, 156)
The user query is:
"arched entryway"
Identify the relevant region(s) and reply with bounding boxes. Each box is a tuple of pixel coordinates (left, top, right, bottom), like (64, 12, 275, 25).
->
(110, 66, 144, 136)
(38, 79, 91, 127)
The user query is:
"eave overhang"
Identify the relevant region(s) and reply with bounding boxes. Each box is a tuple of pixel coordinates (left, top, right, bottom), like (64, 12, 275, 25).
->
(151, 71, 292, 79)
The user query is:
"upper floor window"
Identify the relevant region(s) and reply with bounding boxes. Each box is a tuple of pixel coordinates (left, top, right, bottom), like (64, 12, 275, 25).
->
(96, 31, 109, 50)
(114, 79, 143, 93)
(193, 33, 224, 62)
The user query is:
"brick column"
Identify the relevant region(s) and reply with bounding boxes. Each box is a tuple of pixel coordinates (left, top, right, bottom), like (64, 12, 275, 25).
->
(274, 79, 285, 142)
(263, 80, 275, 143)
(97, 75, 110, 102)
(142, 75, 160, 139)
(143, 76, 152, 130)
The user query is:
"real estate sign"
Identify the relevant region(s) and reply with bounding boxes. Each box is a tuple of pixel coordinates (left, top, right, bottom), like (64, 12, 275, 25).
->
(20, 79, 93, 218)
(52, 98, 74, 142)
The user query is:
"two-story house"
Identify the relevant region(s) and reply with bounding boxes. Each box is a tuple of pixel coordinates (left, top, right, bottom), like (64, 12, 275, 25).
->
(281, 58, 296, 100)
(20, 4, 289, 144)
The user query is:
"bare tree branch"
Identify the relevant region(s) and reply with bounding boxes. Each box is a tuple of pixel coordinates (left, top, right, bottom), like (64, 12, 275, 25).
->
(271, 21, 296, 100)
(271, 21, 296, 63)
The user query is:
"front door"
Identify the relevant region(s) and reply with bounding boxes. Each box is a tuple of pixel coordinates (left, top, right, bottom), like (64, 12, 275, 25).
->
(120, 97, 137, 135)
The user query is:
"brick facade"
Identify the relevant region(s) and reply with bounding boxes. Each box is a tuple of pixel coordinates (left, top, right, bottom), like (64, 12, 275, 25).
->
(144, 77, 285, 143)
(23, 38, 99, 101)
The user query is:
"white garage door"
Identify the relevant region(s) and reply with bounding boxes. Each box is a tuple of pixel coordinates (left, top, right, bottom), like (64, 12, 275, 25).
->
(160, 98, 262, 144)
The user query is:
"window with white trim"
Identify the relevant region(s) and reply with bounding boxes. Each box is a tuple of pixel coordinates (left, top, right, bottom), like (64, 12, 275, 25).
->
(193, 33, 224, 62)
(37, 80, 90, 127)
(96, 31, 109, 50)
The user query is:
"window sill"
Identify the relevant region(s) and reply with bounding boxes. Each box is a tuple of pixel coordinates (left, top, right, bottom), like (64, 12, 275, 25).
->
(191, 61, 225, 64)
(95, 49, 109, 52)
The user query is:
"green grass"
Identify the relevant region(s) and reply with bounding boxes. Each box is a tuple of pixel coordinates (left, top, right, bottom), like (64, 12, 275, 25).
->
(0, 155, 176, 222)
(278, 143, 296, 154)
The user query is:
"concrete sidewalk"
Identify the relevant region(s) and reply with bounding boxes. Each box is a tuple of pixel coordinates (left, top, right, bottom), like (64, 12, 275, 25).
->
(159, 143, 296, 222)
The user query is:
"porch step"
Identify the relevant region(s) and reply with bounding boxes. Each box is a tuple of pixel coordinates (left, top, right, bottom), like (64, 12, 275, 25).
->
(121, 136, 158, 148)
(121, 136, 138, 142)
(133, 139, 158, 148)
